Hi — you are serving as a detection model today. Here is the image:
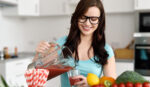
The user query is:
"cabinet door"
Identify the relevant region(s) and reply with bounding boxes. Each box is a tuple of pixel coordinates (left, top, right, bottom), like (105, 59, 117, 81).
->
(0, 0, 18, 5)
(18, 0, 39, 16)
(116, 62, 134, 76)
(5, 58, 32, 86)
(39, 0, 68, 16)
(102, 0, 134, 13)
(68, 0, 134, 14)
(18, 0, 68, 16)
(135, 0, 150, 10)
(46, 76, 61, 87)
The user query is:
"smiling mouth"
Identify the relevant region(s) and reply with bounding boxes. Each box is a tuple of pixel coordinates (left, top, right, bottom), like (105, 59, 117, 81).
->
(82, 26, 92, 31)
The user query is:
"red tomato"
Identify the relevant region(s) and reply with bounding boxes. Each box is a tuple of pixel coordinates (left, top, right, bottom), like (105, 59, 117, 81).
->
(134, 83, 142, 87)
(126, 82, 134, 87)
(112, 83, 118, 87)
(143, 82, 150, 87)
(118, 83, 125, 87)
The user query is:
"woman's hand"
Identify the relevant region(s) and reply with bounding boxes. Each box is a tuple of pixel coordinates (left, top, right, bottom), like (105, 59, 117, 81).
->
(73, 75, 89, 87)
(36, 41, 50, 54)
(33, 41, 57, 62)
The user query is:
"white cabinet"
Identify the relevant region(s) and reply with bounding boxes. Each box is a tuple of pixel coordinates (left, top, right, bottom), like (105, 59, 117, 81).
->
(0, 57, 32, 87)
(116, 61, 150, 81)
(0, 0, 17, 6)
(67, 0, 79, 14)
(68, 0, 134, 14)
(135, 0, 150, 11)
(102, 0, 134, 13)
(46, 76, 61, 87)
(116, 61, 134, 76)
(2, 0, 69, 16)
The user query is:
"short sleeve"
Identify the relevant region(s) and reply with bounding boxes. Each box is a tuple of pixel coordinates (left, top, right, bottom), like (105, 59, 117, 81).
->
(104, 44, 114, 59)
(56, 36, 67, 46)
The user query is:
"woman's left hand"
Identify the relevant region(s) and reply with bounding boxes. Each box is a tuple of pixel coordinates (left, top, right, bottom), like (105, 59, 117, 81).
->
(73, 75, 89, 87)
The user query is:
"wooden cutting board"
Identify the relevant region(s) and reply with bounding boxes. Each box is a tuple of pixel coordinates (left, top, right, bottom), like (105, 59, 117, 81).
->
(114, 48, 134, 59)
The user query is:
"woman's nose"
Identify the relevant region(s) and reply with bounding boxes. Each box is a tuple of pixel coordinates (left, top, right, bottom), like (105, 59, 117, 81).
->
(84, 19, 91, 25)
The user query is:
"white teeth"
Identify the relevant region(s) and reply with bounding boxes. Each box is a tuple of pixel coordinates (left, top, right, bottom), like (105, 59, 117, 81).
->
(83, 27, 90, 30)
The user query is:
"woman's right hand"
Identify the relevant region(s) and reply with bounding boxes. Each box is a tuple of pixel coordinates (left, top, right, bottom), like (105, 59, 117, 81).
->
(33, 41, 57, 61)
(35, 41, 50, 54)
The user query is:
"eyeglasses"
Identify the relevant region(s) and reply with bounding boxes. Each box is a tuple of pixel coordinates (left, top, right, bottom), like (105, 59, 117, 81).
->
(78, 15, 100, 25)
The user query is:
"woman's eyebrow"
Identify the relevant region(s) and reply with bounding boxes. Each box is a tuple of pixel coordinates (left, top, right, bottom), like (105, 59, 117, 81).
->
(83, 15, 100, 17)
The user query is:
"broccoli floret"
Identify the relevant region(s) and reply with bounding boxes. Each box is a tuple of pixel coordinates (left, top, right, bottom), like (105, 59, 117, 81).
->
(116, 71, 148, 84)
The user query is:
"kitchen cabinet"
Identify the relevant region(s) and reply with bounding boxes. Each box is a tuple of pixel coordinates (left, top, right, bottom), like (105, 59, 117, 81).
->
(68, 0, 134, 14)
(135, 0, 150, 11)
(116, 60, 150, 81)
(116, 61, 134, 76)
(102, 0, 134, 13)
(0, 57, 32, 87)
(0, 0, 17, 6)
(46, 76, 61, 87)
(2, 0, 69, 16)
(65, 0, 79, 15)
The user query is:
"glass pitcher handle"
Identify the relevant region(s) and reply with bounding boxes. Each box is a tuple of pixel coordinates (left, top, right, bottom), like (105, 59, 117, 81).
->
(36, 43, 61, 66)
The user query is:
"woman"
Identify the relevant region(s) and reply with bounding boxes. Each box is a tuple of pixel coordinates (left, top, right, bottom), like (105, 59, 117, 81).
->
(34, 0, 116, 87)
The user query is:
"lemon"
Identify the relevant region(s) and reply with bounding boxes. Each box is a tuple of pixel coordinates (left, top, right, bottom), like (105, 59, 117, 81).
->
(87, 73, 100, 86)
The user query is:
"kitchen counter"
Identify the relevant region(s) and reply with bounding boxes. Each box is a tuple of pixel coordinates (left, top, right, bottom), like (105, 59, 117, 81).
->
(0, 56, 134, 63)
(115, 58, 150, 81)
(115, 58, 134, 63)
(1, 55, 134, 63)
(0, 52, 35, 63)
(17, 52, 35, 57)
(0, 52, 35, 87)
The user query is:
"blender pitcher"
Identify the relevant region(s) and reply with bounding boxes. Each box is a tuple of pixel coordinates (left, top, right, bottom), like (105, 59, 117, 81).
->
(27, 43, 76, 80)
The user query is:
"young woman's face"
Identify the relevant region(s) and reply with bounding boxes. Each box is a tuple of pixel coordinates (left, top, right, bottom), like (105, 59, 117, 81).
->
(78, 6, 100, 36)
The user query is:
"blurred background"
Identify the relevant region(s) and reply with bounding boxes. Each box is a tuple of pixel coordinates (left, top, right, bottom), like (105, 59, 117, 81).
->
(0, 0, 150, 87)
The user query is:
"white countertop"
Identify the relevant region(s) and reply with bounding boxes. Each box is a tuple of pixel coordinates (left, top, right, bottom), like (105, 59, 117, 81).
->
(144, 76, 150, 81)
(0, 52, 34, 63)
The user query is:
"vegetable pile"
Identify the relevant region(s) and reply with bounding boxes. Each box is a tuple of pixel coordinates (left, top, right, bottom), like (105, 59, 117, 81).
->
(87, 71, 150, 87)
(116, 71, 148, 84)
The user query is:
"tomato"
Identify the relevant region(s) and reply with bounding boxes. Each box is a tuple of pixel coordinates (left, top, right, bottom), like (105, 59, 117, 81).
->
(112, 83, 118, 87)
(143, 82, 150, 87)
(126, 82, 134, 87)
(118, 83, 125, 87)
(135, 83, 142, 87)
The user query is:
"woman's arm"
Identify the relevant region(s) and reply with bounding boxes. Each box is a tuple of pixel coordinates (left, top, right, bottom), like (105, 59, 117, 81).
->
(103, 56, 117, 79)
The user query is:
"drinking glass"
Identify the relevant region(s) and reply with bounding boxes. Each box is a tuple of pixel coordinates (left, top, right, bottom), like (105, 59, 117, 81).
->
(68, 69, 80, 87)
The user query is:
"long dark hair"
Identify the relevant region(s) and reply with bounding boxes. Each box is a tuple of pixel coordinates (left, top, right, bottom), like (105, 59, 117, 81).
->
(64, 0, 108, 65)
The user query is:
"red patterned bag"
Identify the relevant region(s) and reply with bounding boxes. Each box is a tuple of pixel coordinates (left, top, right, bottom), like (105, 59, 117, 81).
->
(24, 69, 49, 87)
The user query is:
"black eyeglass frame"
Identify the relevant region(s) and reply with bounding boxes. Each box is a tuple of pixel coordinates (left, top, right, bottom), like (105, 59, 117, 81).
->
(78, 15, 100, 25)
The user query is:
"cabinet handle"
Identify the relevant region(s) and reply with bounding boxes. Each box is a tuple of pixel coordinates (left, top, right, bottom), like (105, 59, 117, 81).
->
(35, 4, 38, 13)
(63, 2, 66, 13)
(62, 1, 68, 14)
(16, 74, 23, 77)
(136, 46, 150, 49)
(15, 62, 23, 65)
(135, 0, 138, 8)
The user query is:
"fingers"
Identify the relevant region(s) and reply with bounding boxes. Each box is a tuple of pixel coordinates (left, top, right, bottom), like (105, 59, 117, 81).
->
(36, 41, 50, 53)
(49, 42, 58, 47)
(35, 41, 58, 55)
(72, 75, 89, 87)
